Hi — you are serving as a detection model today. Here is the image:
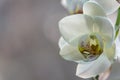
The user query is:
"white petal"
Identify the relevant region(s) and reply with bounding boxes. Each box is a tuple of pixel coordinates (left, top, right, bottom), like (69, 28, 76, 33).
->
(115, 35, 120, 62)
(59, 42, 84, 61)
(76, 53, 111, 78)
(94, 17, 114, 47)
(58, 37, 68, 49)
(83, 1, 106, 17)
(90, 0, 120, 15)
(59, 14, 93, 46)
(104, 43, 115, 62)
(108, 11, 117, 26)
(61, 0, 68, 9)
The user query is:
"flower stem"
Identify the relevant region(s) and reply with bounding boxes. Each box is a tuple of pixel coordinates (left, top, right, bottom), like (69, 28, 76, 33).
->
(115, 7, 120, 39)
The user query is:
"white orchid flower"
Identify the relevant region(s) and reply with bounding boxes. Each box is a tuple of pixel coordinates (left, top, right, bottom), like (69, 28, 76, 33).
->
(61, 0, 120, 14)
(61, 0, 89, 13)
(58, 1, 115, 78)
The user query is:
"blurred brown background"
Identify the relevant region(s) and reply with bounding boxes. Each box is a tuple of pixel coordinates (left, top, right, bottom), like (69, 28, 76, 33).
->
(0, 0, 119, 80)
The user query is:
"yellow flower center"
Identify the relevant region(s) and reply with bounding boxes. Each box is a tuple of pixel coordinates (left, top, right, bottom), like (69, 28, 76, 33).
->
(78, 33, 103, 61)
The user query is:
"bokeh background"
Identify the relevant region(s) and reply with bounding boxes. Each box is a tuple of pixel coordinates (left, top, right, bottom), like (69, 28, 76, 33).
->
(0, 0, 120, 80)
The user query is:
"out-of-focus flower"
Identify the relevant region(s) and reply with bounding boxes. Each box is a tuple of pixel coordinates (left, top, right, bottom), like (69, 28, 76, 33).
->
(115, 34, 120, 62)
(61, 0, 88, 14)
(58, 1, 115, 78)
(61, 0, 120, 15)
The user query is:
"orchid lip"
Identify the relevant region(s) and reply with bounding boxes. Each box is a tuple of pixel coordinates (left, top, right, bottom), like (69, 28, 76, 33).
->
(78, 33, 104, 62)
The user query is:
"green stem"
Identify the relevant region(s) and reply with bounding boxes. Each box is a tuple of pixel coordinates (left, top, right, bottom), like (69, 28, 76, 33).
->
(115, 7, 120, 39)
